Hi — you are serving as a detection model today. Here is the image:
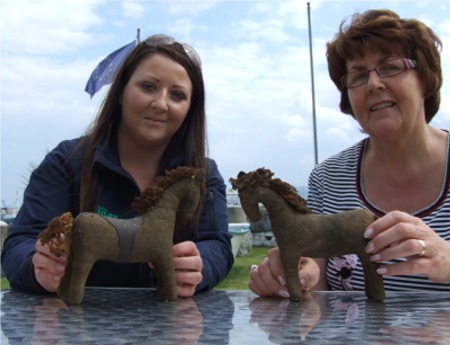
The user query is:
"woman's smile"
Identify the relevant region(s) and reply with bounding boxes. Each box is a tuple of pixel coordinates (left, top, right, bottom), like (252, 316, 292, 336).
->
(143, 116, 167, 125)
(369, 101, 396, 112)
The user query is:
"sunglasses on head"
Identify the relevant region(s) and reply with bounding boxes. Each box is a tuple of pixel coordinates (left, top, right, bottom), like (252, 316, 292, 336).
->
(143, 34, 202, 69)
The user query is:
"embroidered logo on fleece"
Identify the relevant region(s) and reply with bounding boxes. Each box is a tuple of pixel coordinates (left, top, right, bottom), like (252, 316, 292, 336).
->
(97, 205, 118, 219)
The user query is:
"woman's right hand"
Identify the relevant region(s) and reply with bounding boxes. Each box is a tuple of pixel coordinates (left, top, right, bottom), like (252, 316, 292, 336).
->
(32, 237, 68, 292)
(248, 247, 320, 298)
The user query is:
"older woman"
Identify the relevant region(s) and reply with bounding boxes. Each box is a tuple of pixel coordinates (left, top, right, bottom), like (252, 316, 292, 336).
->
(2, 34, 233, 297)
(249, 9, 450, 298)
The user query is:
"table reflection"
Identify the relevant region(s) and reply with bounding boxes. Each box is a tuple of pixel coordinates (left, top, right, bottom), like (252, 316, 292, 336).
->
(248, 292, 450, 344)
(1, 289, 450, 344)
(249, 294, 322, 343)
(1, 288, 233, 345)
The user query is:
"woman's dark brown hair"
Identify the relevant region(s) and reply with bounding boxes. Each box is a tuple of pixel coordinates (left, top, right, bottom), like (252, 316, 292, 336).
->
(78, 37, 207, 242)
(326, 9, 442, 122)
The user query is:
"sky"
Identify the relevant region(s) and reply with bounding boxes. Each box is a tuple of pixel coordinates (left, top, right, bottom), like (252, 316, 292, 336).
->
(1, 0, 450, 210)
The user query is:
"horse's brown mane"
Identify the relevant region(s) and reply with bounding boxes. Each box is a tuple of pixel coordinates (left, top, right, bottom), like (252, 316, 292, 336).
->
(230, 168, 311, 214)
(132, 166, 204, 214)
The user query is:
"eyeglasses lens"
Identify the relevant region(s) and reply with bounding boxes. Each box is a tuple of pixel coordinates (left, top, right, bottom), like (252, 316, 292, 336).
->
(341, 58, 416, 89)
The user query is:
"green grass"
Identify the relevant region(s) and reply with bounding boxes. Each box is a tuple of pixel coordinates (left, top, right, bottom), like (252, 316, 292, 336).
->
(215, 246, 269, 290)
(1, 277, 10, 291)
(0, 247, 270, 292)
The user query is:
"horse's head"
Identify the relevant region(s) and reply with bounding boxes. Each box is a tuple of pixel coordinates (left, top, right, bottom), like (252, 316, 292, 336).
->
(171, 168, 205, 243)
(230, 168, 311, 218)
(235, 187, 262, 222)
(133, 166, 205, 216)
(230, 169, 273, 222)
(177, 168, 206, 222)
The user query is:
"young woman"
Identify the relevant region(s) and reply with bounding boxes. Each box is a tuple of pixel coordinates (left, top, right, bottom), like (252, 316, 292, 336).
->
(2, 34, 233, 297)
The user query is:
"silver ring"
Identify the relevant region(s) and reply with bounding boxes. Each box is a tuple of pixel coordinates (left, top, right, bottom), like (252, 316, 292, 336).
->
(418, 239, 427, 257)
(249, 264, 258, 271)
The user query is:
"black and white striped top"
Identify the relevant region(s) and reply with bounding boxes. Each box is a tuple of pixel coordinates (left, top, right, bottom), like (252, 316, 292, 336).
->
(307, 136, 450, 291)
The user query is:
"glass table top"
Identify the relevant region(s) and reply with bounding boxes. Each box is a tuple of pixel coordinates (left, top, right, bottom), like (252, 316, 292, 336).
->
(1, 288, 449, 344)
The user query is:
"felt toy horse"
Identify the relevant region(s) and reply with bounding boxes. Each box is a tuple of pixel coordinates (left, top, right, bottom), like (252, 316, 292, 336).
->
(38, 166, 205, 305)
(230, 168, 385, 302)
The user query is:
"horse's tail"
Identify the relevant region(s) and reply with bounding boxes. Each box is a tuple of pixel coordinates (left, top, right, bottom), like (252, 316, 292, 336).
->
(37, 212, 74, 257)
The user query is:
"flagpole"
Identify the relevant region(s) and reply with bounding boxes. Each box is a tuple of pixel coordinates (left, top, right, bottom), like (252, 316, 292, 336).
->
(307, 2, 319, 165)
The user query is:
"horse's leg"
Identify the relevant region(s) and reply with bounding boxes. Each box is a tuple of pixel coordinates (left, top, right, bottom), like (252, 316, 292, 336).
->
(57, 214, 111, 305)
(358, 253, 385, 302)
(57, 260, 73, 302)
(135, 214, 177, 301)
(58, 254, 96, 305)
(279, 243, 303, 301)
(153, 255, 177, 301)
(151, 247, 177, 301)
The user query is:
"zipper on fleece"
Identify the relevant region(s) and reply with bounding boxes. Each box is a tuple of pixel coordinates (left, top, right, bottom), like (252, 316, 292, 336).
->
(205, 191, 217, 232)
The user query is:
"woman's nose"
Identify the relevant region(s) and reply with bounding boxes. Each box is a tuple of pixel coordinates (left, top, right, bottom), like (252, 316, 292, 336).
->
(366, 69, 385, 91)
(151, 91, 169, 111)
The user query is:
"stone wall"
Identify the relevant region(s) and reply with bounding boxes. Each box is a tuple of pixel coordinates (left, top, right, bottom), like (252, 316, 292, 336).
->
(228, 205, 278, 256)
(0, 221, 8, 253)
(1, 222, 8, 277)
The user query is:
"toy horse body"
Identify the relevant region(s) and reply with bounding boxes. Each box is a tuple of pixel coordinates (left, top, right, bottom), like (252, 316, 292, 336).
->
(230, 168, 385, 302)
(39, 167, 205, 305)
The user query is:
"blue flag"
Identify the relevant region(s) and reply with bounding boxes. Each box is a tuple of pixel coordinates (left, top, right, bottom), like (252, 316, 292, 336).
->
(85, 41, 136, 98)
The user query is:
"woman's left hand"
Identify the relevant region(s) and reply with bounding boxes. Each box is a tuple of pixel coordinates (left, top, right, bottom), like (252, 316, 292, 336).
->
(364, 210, 450, 283)
(172, 241, 203, 297)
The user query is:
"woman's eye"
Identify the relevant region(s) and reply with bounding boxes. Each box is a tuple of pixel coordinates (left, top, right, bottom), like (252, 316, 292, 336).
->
(379, 64, 401, 74)
(142, 83, 156, 91)
(171, 91, 187, 101)
(349, 72, 367, 83)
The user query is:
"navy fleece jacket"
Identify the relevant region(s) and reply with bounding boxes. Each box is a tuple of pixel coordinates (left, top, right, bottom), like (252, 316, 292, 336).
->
(1, 137, 233, 293)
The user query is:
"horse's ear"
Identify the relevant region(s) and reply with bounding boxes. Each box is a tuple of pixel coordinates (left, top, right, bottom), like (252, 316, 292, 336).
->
(194, 169, 206, 195)
(230, 171, 248, 190)
(257, 167, 274, 179)
(196, 168, 206, 182)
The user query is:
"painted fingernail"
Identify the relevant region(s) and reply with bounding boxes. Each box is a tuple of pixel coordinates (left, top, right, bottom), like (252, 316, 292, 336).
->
(278, 290, 290, 298)
(300, 278, 306, 287)
(370, 254, 381, 262)
(366, 243, 375, 253)
(364, 228, 374, 239)
(278, 275, 286, 286)
(376, 267, 387, 275)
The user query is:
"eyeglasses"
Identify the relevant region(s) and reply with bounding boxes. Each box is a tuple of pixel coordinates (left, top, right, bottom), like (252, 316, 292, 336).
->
(143, 34, 202, 69)
(340, 58, 417, 89)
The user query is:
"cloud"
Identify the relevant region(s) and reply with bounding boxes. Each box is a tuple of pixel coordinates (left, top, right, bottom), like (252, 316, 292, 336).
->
(2, 0, 104, 55)
(1, 0, 450, 208)
(121, 1, 147, 19)
(166, 0, 219, 16)
(169, 18, 198, 37)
